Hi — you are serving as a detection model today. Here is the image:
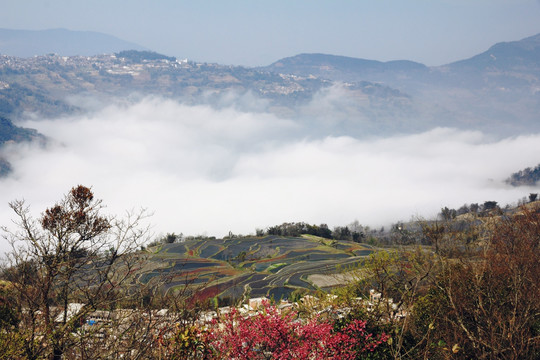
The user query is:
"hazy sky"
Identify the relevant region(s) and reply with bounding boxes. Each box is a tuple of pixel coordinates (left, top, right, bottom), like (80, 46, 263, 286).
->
(2, 0, 540, 66)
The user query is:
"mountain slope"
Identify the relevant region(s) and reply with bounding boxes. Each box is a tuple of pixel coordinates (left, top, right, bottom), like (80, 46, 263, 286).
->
(447, 33, 540, 71)
(0, 116, 43, 176)
(262, 33, 540, 90)
(0, 51, 412, 130)
(0, 28, 147, 57)
(0, 116, 41, 144)
(258, 33, 540, 134)
(261, 53, 428, 86)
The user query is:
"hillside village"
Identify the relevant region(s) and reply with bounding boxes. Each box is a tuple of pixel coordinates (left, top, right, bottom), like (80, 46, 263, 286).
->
(0, 51, 332, 115)
(0, 53, 189, 76)
(19, 289, 400, 359)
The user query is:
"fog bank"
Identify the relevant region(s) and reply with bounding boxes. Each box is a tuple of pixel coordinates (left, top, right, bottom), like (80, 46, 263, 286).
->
(1, 97, 538, 252)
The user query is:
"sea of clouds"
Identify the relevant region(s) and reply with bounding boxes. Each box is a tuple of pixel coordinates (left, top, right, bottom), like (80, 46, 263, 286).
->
(1, 95, 539, 253)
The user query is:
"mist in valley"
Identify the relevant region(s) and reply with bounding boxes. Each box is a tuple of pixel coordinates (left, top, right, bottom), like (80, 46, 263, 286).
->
(1, 90, 538, 253)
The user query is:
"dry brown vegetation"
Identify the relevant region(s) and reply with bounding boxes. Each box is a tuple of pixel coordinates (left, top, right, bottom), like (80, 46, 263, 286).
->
(0, 186, 538, 359)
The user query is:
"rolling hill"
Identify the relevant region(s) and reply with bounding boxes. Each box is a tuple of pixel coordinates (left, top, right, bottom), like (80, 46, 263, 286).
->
(260, 53, 429, 89)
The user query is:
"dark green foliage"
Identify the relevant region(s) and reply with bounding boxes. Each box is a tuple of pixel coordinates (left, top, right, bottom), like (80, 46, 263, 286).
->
(163, 232, 181, 244)
(482, 200, 499, 211)
(0, 116, 43, 177)
(0, 83, 75, 118)
(457, 204, 470, 215)
(0, 157, 12, 177)
(332, 226, 351, 240)
(265, 222, 333, 238)
(438, 200, 505, 220)
(506, 164, 540, 186)
(0, 282, 18, 330)
(0, 116, 39, 143)
(439, 206, 457, 220)
(115, 50, 176, 63)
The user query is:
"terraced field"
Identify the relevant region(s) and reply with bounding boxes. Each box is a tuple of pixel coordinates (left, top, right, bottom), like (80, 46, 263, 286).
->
(141, 235, 377, 302)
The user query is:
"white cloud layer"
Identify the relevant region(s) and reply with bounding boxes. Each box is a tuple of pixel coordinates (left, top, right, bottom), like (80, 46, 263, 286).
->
(1, 97, 539, 253)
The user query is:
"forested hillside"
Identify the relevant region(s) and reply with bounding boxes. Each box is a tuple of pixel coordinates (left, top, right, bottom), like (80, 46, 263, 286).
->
(0, 116, 42, 176)
(507, 164, 540, 186)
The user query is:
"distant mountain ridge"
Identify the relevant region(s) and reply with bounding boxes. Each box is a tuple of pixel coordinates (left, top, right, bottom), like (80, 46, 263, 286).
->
(258, 32, 540, 135)
(0, 28, 147, 57)
(260, 54, 429, 88)
(263, 53, 427, 76)
(0, 30, 540, 148)
(261, 33, 540, 89)
(448, 33, 540, 71)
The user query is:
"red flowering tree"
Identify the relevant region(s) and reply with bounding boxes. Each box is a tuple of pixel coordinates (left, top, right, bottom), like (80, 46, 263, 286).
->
(205, 301, 388, 359)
